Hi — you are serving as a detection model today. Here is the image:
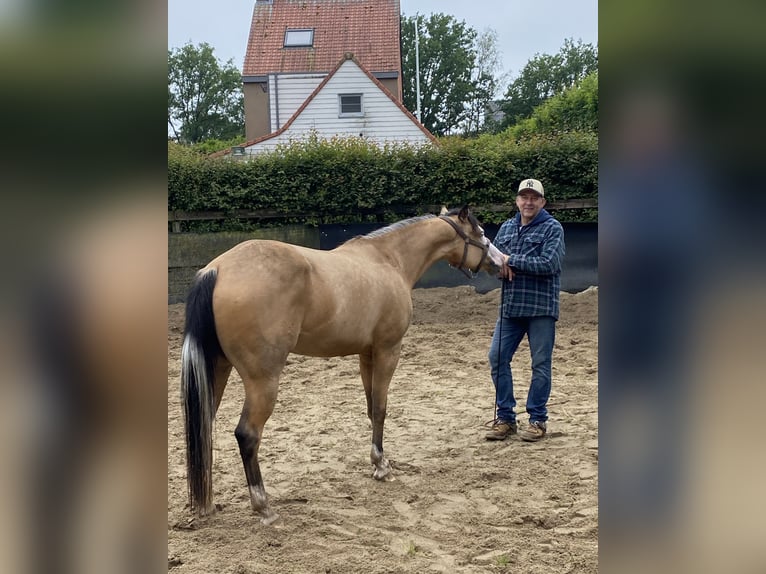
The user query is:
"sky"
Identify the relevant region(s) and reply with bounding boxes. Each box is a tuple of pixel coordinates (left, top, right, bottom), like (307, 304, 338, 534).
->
(168, 0, 597, 86)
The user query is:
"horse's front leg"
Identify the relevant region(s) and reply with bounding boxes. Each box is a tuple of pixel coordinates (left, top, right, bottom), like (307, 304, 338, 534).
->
(368, 344, 401, 482)
(359, 350, 373, 421)
(371, 444, 393, 481)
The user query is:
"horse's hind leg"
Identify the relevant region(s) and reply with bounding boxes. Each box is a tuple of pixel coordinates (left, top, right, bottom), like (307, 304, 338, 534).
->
(213, 357, 233, 413)
(235, 374, 280, 525)
(368, 344, 401, 482)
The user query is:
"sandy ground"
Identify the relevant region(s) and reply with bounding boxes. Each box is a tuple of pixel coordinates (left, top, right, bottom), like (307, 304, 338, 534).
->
(168, 286, 598, 573)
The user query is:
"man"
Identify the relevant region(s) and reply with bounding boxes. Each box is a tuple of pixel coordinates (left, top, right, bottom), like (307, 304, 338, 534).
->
(486, 178, 565, 442)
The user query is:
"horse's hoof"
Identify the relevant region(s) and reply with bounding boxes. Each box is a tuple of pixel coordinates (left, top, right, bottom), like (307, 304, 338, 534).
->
(259, 512, 280, 526)
(197, 504, 217, 518)
(372, 467, 395, 482)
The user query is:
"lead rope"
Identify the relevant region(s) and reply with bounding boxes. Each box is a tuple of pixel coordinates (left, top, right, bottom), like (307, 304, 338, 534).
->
(494, 277, 506, 421)
(486, 275, 506, 429)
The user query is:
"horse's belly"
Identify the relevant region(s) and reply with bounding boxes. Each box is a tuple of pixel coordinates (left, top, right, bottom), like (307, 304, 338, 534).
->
(293, 277, 412, 357)
(292, 329, 371, 357)
(293, 340, 361, 357)
(292, 314, 408, 357)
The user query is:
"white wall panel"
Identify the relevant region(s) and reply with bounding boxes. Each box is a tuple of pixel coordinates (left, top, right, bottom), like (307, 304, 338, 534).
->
(251, 60, 431, 154)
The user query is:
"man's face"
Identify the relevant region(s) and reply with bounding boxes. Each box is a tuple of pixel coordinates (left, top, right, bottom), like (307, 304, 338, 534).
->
(516, 191, 545, 222)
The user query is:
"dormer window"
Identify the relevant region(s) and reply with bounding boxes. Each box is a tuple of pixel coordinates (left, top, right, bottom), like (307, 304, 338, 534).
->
(284, 29, 314, 48)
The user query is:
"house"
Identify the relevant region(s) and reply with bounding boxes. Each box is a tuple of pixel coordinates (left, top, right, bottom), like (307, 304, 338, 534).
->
(227, 53, 434, 155)
(230, 0, 434, 155)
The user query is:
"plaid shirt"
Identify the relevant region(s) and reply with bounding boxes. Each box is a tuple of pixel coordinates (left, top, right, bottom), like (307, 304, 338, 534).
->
(494, 209, 565, 319)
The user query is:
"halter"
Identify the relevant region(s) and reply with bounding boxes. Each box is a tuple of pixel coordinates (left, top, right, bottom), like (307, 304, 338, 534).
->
(438, 215, 491, 278)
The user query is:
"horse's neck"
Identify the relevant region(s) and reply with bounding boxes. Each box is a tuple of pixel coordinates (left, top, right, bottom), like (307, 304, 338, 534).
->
(366, 218, 454, 287)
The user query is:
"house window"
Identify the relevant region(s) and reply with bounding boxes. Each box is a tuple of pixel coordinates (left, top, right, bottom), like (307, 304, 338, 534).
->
(339, 94, 363, 117)
(284, 29, 314, 47)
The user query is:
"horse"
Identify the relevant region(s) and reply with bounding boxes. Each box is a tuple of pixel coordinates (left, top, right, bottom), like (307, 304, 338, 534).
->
(181, 206, 505, 524)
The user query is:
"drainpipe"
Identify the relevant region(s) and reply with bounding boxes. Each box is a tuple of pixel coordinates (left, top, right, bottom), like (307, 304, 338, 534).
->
(273, 73, 280, 130)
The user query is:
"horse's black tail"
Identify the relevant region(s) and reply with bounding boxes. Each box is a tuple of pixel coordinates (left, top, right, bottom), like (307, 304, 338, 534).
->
(181, 268, 222, 515)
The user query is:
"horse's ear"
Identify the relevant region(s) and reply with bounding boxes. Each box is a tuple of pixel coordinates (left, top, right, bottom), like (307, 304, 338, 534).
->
(458, 205, 470, 222)
(439, 205, 449, 216)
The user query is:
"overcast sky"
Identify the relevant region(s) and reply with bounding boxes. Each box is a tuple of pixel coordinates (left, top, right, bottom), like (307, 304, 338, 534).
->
(168, 0, 597, 84)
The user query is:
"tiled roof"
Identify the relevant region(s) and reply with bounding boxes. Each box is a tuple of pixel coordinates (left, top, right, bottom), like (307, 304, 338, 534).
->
(210, 53, 435, 157)
(243, 0, 401, 76)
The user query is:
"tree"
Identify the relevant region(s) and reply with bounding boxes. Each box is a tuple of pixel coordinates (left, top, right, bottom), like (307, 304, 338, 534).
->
(168, 43, 244, 144)
(499, 39, 597, 130)
(464, 28, 508, 135)
(401, 14, 478, 136)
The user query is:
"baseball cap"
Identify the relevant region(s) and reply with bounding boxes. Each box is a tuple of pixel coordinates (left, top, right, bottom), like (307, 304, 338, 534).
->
(517, 178, 544, 197)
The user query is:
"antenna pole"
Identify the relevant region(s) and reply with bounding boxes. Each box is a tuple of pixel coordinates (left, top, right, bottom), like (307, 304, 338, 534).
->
(414, 15, 422, 123)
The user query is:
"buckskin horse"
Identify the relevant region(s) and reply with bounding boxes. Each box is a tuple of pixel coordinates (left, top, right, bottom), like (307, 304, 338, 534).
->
(181, 206, 504, 524)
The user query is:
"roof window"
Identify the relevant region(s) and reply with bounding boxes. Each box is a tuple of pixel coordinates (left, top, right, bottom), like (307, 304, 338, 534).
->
(284, 29, 314, 48)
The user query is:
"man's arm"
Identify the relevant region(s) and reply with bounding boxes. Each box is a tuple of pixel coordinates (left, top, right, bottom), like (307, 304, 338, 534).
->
(506, 224, 565, 276)
(494, 221, 515, 280)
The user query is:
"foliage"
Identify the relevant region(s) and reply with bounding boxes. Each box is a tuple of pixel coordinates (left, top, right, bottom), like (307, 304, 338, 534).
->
(168, 43, 244, 143)
(464, 28, 507, 135)
(168, 132, 597, 230)
(400, 14, 478, 136)
(506, 71, 598, 140)
(190, 136, 248, 156)
(498, 39, 598, 130)
(400, 15, 507, 136)
(168, 140, 202, 161)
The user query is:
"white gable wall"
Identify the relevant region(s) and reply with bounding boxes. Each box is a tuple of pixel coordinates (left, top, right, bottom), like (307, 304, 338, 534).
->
(249, 60, 431, 154)
(268, 73, 326, 132)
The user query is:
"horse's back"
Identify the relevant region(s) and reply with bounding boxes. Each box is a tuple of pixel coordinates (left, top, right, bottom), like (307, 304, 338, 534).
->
(203, 239, 412, 359)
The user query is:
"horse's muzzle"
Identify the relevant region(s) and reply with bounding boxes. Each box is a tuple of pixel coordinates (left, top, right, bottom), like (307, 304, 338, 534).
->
(485, 244, 505, 274)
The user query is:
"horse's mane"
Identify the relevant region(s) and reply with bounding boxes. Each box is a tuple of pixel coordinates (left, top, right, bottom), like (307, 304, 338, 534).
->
(340, 214, 435, 245)
(362, 214, 436, 239)
(343, 208, 480, 245)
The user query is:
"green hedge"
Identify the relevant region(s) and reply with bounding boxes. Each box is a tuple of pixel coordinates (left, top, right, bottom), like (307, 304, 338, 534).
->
(506, 72, 598, 140)
(168, 131, 597, 228)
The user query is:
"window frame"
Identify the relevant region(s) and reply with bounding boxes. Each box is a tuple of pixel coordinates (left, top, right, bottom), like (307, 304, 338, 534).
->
(283, 28, 314, 48)
(338, 93, 364, 118)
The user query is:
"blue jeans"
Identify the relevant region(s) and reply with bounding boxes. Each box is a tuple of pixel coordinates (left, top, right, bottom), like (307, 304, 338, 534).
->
(488, 316, 556, 424)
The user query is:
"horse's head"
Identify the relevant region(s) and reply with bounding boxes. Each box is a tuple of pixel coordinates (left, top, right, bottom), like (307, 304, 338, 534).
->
(439, 206, 505, 277)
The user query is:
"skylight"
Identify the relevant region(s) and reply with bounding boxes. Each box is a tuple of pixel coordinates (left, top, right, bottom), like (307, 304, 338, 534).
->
(284, 29, 314, 48)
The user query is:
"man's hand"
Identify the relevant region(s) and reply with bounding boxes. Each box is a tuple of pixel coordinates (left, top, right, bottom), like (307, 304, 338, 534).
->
(499, 254, 514, 280)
